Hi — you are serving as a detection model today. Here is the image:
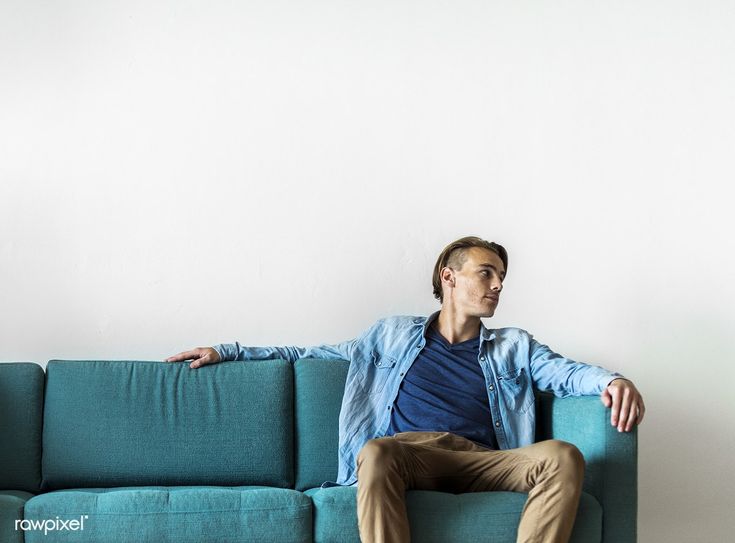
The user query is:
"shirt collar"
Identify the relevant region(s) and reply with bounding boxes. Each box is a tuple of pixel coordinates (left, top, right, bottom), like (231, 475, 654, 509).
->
(418, 310, 496, 343)
(480, 321, 496, 342)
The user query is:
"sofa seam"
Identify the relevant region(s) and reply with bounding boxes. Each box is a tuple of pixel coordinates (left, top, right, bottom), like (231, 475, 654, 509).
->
(28, 504, 313, 516)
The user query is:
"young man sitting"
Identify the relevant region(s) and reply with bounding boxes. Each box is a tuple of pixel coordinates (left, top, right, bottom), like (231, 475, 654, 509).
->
(167, 235, 644, 543)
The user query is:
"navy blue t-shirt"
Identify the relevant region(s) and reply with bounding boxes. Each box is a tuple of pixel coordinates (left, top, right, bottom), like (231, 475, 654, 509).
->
(387, 324, 498, 449)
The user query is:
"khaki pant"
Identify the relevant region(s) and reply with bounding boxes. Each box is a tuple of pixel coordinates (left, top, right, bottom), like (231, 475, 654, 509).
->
(356, 432, 585, 543)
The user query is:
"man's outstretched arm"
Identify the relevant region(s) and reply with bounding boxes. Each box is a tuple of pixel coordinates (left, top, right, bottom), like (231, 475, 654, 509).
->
(165, 339, 357, 369)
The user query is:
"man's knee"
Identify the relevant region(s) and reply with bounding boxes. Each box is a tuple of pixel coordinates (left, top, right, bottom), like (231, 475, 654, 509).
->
(546, 440, 585, 476)
(358, 437, 401, 463)
(357, 437, 404, 475)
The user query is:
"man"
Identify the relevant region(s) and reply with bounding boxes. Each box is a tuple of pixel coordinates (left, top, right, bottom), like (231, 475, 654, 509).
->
(167, 236, 644, 543)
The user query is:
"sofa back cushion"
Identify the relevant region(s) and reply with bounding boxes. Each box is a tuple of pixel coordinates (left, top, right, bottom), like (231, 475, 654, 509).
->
(0, 362, 44, 492)
(42, 360, 294, 490)
(294, 359, 348, 490)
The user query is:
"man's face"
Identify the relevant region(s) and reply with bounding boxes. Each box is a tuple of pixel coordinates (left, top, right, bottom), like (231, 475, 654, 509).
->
(443, 247, 505, 318)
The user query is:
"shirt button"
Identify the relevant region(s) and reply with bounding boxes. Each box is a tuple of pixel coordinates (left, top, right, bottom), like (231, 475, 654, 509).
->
(495, 421, 501, 427)
(488, 385, 494, 391)
(387, 406, 391, 410)
(480, 356, 485, 361)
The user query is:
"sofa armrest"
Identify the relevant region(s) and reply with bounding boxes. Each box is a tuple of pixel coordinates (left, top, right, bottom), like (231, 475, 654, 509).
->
(536, 392, 637, 543)
(0, 362, 44, 493)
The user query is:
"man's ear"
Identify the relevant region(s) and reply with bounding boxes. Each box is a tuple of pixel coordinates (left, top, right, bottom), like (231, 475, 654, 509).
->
(441, 267, 455, 287)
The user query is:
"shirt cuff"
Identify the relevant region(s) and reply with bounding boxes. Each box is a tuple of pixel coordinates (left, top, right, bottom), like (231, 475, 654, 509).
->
(602, 373, 626, 390)
(212, 343, 236, 362)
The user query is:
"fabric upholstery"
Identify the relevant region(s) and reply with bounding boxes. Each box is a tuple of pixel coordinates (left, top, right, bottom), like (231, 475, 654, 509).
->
(42, 360, 294, 490)
(11, 356, 634, 542)
(1, 490, 35, 543)
(293, 359, 349, 490)
(536, 392, 638, 542)
(0, 362, 44, 493)
(23, 486, 311, 543)
(305, 486, 601, 543)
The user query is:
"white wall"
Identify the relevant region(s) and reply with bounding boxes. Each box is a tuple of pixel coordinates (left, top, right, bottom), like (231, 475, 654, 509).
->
(2, 1, 733, 541)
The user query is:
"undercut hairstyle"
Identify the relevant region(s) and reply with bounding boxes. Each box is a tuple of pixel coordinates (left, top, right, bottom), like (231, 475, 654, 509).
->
(432, 236, 508, 303)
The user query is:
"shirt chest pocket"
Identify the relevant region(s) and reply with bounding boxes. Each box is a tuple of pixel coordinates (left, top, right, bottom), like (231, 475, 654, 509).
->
(497, 367, 534, 414)
(365, 351, 397, 395)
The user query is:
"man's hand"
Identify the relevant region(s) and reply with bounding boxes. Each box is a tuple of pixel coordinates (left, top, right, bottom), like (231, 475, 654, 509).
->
(601, 378, 645, 432)
(165, 347, 222, 369)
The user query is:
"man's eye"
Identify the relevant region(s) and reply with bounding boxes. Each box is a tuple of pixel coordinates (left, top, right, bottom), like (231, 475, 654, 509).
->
(480, 271, 489, 276)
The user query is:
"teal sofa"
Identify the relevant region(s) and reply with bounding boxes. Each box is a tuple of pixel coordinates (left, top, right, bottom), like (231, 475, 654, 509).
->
(1, 359, 637, 542)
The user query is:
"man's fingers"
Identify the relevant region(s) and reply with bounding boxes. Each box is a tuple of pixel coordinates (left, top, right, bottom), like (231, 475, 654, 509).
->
(625, 400, 639, 432)
(609, 387, 622, 427)
(168, 347, 222, 369)
(166, 349, 203, 363)
(605, 380, 645, 432)
(189, 356, 212, 369)
(626, 396, 646, 431)
(166, 351, 194, 362)
(617, 388, 632, 432)
(601, 388, 612, 408)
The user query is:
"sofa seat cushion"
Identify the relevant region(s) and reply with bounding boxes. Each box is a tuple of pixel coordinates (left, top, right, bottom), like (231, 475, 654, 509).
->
(305, 486, 601, 543)
(1, 490, 35, 543)
(23, 486, 311, 543)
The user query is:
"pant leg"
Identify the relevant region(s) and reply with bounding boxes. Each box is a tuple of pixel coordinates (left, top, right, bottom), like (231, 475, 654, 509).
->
(442, 438, 586, 543)
(356, 432, 584, 543)
(356, 436, 412, 543)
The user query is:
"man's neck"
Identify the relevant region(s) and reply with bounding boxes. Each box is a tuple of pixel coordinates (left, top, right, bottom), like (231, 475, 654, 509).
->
(433, 309, 481, 345)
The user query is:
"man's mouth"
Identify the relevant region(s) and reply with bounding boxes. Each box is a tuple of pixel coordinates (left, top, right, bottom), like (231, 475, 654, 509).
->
(485, 295, 499, 302)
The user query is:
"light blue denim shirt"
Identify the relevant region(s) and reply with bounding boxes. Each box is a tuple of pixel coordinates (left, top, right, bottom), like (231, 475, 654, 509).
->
(214, 310, 622, 486)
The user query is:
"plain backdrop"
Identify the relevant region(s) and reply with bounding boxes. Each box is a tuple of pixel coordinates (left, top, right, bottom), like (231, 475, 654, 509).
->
(1, 1, 734, 541)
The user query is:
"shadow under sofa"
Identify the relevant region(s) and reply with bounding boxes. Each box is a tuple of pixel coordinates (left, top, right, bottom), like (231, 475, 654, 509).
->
(0, 359, 637, 542)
